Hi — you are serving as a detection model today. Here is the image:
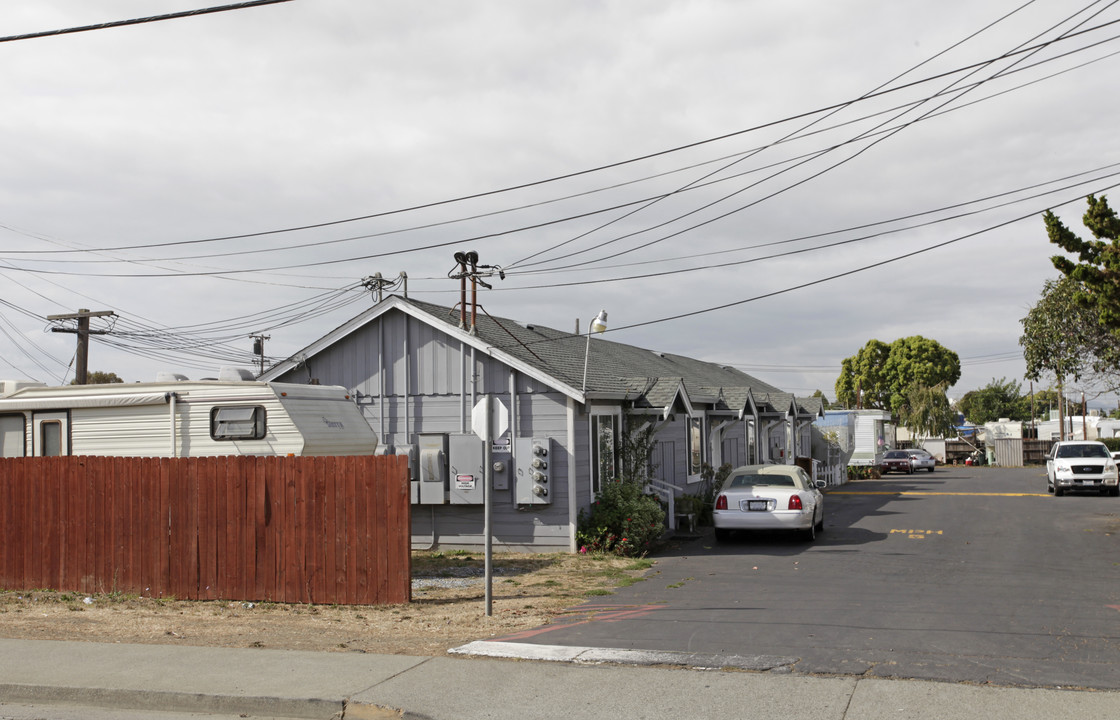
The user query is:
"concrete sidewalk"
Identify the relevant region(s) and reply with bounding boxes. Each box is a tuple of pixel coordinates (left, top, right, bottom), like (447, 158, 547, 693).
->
(3, 638, 1120, 720)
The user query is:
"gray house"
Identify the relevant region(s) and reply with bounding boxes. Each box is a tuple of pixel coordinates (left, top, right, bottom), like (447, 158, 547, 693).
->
(260, 295, 823, 552)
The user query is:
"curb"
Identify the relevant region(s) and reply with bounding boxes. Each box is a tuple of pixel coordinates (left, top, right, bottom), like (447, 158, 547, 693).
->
(449, 641, 798, 672)
(0, 683, 344, 720)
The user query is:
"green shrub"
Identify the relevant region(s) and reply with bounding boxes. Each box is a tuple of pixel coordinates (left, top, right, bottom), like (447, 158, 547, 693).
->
(577, 480, 666, 557)
(1101, 437, 1120, 452)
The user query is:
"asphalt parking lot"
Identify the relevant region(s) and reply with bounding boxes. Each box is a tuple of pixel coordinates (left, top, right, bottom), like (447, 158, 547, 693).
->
(495, 466, 1120, 688)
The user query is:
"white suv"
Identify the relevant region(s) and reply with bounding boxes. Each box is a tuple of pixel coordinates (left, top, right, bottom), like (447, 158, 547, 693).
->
(1046, 441, 1120, 497)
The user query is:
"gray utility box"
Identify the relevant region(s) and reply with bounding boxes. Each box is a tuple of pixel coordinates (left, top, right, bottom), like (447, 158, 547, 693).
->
(449, 433, 485, 504)
(417, 435, 447, 505)
(515, 437, 552, 505)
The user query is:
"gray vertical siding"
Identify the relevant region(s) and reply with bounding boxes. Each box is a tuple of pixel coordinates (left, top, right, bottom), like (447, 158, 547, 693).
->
(278, 310, 585, 551)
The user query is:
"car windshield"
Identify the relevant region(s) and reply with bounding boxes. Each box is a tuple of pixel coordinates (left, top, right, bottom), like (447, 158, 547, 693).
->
(1056, 444, 1110, 459)
(884, 451, 908, 459)
(728, 473, 796, 488)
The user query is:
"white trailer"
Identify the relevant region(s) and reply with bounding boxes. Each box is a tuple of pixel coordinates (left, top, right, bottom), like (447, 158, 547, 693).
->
(849, 409, 893, 467)
(0, 376, 378, 459)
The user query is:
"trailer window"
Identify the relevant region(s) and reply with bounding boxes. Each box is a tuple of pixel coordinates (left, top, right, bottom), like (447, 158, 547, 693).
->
(210, 406, 266, 440)
(0, 415, 25, 457)
(40, 421, 63, 457)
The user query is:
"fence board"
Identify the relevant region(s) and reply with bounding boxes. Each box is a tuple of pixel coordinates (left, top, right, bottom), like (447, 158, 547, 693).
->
(0, 455, 409, 605)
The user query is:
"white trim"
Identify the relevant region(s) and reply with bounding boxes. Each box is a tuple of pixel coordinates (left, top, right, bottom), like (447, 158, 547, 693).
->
(567, 397, 578, 553)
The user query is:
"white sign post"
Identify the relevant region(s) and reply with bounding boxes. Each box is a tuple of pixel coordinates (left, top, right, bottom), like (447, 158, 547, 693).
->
(472, 396, 507, 616)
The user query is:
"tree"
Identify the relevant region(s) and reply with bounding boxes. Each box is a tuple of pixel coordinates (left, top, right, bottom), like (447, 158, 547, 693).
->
(1019, 276, 1119, 393)
(1047, 195, 1120, 335)
(835, 336, 960, 416)
(810, 389, 831, 409)
(955, 377, 1027, 425)
(897, 381, 957, 439)
(70, 371, 123, 385)
(834, 339, 891, 409)
(1020, 387, 1075, 422)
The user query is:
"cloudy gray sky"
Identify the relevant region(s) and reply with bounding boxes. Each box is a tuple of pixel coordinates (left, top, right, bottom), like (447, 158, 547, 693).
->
(2, 0, 1118, 406)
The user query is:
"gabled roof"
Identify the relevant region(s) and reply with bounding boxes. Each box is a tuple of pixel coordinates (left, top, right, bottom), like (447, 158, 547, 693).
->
(261, 295, 799, 414)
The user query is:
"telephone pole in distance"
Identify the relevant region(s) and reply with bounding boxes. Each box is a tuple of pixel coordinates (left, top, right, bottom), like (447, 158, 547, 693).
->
(47, 308, 117, 385)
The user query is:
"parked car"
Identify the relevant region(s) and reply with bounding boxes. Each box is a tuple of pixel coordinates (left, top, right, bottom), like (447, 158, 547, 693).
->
(713, 464, 826, 542)
(881, 449, 914, 474)
(906, 448, 937, 473)
(1046, 441, 1120, 497)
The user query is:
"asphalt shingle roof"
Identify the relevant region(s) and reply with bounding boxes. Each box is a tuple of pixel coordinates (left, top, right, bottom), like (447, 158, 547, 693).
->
(400, 297, 803, 414)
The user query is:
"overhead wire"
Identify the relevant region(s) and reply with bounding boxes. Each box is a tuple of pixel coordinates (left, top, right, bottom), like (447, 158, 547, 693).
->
(502, 0, 1044, 272)
(0, 0, 295, 43)
(501, 1, 1120, 277)
(2, 13, 1117, 265)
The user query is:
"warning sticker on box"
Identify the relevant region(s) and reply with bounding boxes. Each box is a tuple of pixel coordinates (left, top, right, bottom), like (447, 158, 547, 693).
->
(455, 474, 476, 490)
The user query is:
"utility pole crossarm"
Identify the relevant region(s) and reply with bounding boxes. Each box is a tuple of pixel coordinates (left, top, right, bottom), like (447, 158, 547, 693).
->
(47, 308, 117, 385)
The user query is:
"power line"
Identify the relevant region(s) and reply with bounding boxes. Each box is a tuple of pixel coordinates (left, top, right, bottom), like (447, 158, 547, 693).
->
(5, 15, 1118, 263)
(0, 0, 295, 43)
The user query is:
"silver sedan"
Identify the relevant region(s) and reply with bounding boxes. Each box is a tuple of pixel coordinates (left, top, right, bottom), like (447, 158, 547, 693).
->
(906, 448, 937, 472)
(713, 464, 826, 542)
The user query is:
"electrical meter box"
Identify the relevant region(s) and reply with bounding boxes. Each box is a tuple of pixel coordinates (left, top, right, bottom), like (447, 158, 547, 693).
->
(515, 437, 552, 505)
(448, 433, 485, 504)
(491, 436, 511, 491)
(417, 434, 448, 505)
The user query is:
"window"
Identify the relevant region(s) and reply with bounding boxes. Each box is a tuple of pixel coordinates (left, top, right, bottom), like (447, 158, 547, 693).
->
(210, 406, 266, 440)
(40, 421, 63, 457)
(1, 415, 26, 457)
(590, 413, 619, 495)
(687, 415, 704, 480)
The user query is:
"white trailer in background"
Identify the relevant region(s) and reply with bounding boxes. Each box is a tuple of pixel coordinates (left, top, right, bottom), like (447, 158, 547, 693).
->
(0, 371, 378, 459)
(849, 409, 893, 468)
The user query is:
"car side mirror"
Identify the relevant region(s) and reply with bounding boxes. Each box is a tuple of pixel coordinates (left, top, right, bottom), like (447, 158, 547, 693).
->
(814, 480, 827, 489)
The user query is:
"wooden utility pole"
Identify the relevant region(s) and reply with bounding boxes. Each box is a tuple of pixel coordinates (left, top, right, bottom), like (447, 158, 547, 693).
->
(47, 308, 116, 385)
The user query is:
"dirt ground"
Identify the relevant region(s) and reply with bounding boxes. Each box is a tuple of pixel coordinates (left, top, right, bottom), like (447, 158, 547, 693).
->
(0, 551, 657, 657)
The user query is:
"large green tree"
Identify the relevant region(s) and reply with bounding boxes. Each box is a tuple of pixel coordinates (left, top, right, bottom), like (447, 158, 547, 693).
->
(1019, 276, 1119, 393)
(835, 336, 961, 416)
(834, 339, 891, 410)
(955, 377, 1027, 425)
(1047, 194, 1120, 335)
(897, 381, 957, 439)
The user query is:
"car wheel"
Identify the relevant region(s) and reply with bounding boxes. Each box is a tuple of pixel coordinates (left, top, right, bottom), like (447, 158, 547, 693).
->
(907, 465, 913, 475)
(928, 467, 935, 473)
(802, 520, 817, 542)
(814, 513, 824, 532)
(714, 528, 731, 542)
(1054, 485, 1064, 497)
(1111, 487, 1120, 497)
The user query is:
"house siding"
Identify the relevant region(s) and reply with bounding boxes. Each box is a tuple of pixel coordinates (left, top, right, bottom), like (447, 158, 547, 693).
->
(275, 311, 583, 551)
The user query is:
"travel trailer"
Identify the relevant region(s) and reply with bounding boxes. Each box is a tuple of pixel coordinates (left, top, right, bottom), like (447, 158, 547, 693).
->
(0, 370, 378, 458)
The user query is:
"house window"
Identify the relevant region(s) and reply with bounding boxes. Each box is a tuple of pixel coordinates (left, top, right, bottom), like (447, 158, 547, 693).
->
(210, 406, 266, 440)
(1, 415, 26, 457)
(590, 412, 619, 496)
(687, 415, 704, 480)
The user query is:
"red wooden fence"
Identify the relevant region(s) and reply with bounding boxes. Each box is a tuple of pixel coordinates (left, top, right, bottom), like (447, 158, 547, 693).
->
(0, 454, 411, 605)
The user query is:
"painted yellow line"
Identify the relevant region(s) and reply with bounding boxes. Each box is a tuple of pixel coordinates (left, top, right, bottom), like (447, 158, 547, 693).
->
(830, 491, 1048, 497)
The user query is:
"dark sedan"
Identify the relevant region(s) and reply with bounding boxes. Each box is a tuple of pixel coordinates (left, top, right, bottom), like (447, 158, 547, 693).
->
(881, 449, 913, 474)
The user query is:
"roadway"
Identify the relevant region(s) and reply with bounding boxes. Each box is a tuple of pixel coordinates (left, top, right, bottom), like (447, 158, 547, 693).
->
(485, 465, 1120, 688)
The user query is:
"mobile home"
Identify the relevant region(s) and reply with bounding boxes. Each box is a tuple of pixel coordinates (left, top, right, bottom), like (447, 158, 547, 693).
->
(0, 373, 378, 458)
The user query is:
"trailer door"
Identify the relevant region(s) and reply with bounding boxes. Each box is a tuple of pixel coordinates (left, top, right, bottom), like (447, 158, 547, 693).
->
(32, 411, 69, 456)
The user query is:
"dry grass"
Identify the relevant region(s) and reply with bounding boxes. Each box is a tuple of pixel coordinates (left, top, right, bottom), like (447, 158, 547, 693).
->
(0, 551, 654, 656)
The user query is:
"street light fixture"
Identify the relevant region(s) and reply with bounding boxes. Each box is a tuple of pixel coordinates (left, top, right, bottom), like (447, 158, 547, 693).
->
(582, 309, 608, 395)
